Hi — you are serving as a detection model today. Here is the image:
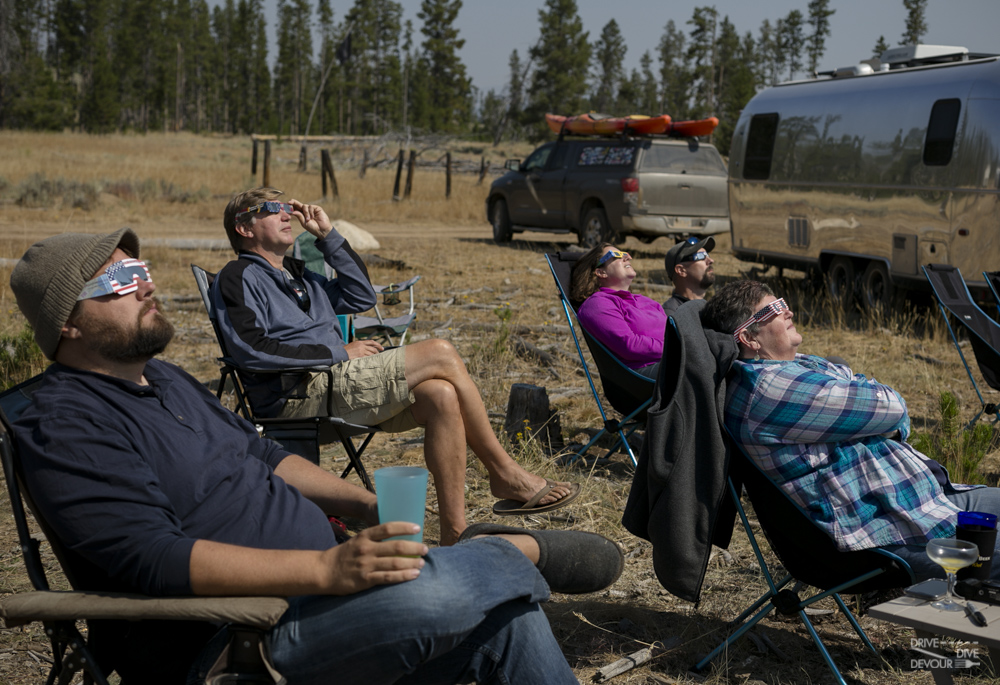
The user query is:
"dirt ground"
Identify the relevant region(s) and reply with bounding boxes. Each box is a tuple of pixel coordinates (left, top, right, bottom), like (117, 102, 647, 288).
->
(0, 221, 998, 685)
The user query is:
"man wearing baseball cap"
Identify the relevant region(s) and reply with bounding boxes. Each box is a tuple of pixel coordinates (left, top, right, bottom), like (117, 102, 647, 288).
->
(663, 236, 716, 316)
(7, 230, 622, 684)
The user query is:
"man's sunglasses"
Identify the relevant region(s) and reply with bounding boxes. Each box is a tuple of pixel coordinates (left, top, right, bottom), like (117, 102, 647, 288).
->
(597, 249, 630, 267)
(684, 251, 710, 263)
(78, 258, 152, 301)
(733, 298, 789, 343)
(236, 201, 294, 220)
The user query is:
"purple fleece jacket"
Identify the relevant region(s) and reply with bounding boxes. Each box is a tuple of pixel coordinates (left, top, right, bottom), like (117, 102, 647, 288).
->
(577, 288, 666, 369)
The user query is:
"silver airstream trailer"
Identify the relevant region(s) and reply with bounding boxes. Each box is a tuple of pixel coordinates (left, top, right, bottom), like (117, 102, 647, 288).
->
(728, 45, 1000, 307)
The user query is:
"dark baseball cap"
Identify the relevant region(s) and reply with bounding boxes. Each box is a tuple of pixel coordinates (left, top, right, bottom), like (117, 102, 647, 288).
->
(665, 236, 715, 275)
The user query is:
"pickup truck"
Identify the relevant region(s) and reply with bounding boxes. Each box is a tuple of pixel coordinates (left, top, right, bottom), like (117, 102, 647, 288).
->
(487, 135, 730, 247)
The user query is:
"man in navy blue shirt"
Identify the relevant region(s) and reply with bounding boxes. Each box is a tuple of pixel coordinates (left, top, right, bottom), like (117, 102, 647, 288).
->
(8, 229, 623, 684)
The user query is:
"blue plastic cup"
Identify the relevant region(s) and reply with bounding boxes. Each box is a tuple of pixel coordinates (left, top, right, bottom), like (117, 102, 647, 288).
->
(957, 511, 997, 581)
(374, 466, 428, 543)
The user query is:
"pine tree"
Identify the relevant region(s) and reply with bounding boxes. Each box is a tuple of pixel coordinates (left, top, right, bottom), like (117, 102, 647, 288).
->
(757, 19, 780, 86)
(873, 35, 890, 59)
(901, 0, 928, 45)
(417, 0, 471, 132)
(657, 19, 689, 119)
(716, 29, 758, 155)
(638, 51, 658, 114)
(525, 0, 591, 140)
(686, 6, 718, 117)
(806, 0, 835, 74)
(591, 19, 625, 114)
(778, 9, 805, 80)
(344, 0, 403, 135)
(274, 0, 313, 136)
(79, 0, 119, 132)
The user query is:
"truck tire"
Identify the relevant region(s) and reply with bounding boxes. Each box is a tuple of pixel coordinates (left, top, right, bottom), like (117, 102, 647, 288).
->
(861, 261, 898, 312)
(826, 257, 857, 310)
(491, 199, 513, 243)
(579, 207, 612, 248)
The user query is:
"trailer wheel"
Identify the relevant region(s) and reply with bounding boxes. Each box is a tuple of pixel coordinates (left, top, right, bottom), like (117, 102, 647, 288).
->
(579, 207, 613, 248)
(490, 199, 513, 243)
(826, 257, 856, 310)
(861, 261, 898, 312)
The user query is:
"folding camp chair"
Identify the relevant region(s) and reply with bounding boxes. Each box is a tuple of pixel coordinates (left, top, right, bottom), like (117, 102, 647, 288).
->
(695, 444, 915, 683)
(641, 317, 917, 684)
(294, 231, 420, 347)
(924, 263, 1000, 426)
(984, 270, 1000, 318)
(0, 376, 290, 685)
(192, 264, 377, 491)
(545, 252, 655, 466)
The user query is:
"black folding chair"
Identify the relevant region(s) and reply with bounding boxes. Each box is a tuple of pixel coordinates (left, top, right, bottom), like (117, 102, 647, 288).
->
(545, 252, 655, 466)
(192, 264, 377, 491)
(924, 263, 1000, 426)
(646, 317, 917, 684)
(984, 270, 1000, 318)
(0, 375, 289, 685)
(695, 444, 915, 684)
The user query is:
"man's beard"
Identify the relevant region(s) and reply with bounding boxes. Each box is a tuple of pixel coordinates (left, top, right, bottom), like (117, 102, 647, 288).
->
(81, 299, 175, 364)
(700, 270, 716, 289)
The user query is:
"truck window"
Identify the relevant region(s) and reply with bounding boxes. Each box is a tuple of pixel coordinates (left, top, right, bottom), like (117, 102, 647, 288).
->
(923, 99, 961, 166)
(576, 146, 635, 167)
(744, 113, 780, 180)
(639, 143, 727, 176)
(523, 144, 553, 172)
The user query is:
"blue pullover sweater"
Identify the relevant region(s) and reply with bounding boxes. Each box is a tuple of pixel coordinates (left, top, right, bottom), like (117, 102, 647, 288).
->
(212, 231, 377, 415)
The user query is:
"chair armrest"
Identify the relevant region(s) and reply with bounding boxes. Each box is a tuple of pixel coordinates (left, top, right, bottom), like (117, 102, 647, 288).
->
(0, 591, 289, 630)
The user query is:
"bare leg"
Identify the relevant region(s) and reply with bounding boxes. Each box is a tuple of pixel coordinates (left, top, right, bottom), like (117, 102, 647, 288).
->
(404, 339, 573, 507)
(409, 379, 470, 547)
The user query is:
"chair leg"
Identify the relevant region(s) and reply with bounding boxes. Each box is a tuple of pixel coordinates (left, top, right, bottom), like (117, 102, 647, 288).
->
(798, 608, 850, 685)
(337, 431, 374, 492)
(693, 593, 777, 673)
(834, 593, 879, 657)
(47, 622, 110, 685)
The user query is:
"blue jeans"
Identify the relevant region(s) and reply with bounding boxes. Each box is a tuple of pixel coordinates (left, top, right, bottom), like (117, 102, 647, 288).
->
(879, 486, 1000, 582)
(188, 537, 577, 685)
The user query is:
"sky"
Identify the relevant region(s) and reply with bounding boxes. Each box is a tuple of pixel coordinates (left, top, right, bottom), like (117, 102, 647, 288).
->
(241, 0, 1000, 95)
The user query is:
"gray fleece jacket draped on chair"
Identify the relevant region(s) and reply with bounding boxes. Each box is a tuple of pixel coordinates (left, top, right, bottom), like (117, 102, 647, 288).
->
(622, 299, 740, 603)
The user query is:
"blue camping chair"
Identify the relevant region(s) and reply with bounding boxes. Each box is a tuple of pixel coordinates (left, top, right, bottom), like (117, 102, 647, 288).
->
(545, 252, 654, 466)
(924, 264, 1000, 426)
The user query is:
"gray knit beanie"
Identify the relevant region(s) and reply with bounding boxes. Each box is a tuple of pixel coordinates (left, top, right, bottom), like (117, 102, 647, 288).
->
(10, 228, 140, 360)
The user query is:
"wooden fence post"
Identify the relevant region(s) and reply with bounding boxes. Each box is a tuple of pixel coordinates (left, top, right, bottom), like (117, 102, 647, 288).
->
(321, 149, 339, 198)
(298, 144, 307, 172)
(251, 139, 258, 175)
(477, 157, 490, 185)
(392, 149, 405, 201)
(445, 151, 452, 199)
(360, 149, 368, 178)
(263, 140, 272, 187)
(403, 150, 416, 199)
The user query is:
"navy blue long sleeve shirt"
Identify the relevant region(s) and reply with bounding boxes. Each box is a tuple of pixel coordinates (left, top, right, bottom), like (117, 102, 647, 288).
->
(13, 359, 338, 596)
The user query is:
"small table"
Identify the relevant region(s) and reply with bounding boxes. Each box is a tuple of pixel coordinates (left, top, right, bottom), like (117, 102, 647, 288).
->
(870, 595, 1000, 684)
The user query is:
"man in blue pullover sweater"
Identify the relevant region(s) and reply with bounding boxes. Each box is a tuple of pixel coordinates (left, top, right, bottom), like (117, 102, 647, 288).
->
(213, 188, 580, 545)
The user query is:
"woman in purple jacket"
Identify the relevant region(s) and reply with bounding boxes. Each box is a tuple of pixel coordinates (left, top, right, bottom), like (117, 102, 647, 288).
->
(571, 243, 666, 379)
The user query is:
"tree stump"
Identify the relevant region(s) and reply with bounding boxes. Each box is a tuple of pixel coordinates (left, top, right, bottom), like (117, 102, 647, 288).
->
(504, 384, 564, 454)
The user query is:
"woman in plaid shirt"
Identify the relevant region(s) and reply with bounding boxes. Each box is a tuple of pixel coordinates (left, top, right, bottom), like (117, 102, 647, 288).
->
(703, 280, 1000, 582)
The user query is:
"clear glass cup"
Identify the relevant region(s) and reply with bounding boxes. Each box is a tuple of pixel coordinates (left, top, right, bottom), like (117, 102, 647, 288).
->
(925, 537, 979, 611)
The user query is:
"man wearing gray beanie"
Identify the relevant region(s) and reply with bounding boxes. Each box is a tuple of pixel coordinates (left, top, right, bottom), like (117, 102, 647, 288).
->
(5, 233, 621, 683)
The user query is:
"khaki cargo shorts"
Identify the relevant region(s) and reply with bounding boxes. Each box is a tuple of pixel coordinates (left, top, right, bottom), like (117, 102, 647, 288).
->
(278, 347, 418, 432)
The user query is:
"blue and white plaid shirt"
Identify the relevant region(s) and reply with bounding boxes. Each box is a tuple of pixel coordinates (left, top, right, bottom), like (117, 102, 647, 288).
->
(725, 354, 976, 551)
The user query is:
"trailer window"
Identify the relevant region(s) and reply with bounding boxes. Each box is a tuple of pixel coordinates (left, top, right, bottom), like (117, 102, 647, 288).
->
(923, 99, 961, 166)
(744, 113, 779, 179)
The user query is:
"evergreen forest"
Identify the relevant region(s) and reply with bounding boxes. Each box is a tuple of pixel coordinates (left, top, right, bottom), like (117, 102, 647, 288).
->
(0, 0, 930, 155)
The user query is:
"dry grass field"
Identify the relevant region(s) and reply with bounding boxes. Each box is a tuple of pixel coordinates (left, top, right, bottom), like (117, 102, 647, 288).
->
(0, 131, 999, 684)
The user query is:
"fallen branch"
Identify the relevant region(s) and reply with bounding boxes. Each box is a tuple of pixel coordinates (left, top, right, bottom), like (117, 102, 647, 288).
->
(592, 638, 681, 682)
